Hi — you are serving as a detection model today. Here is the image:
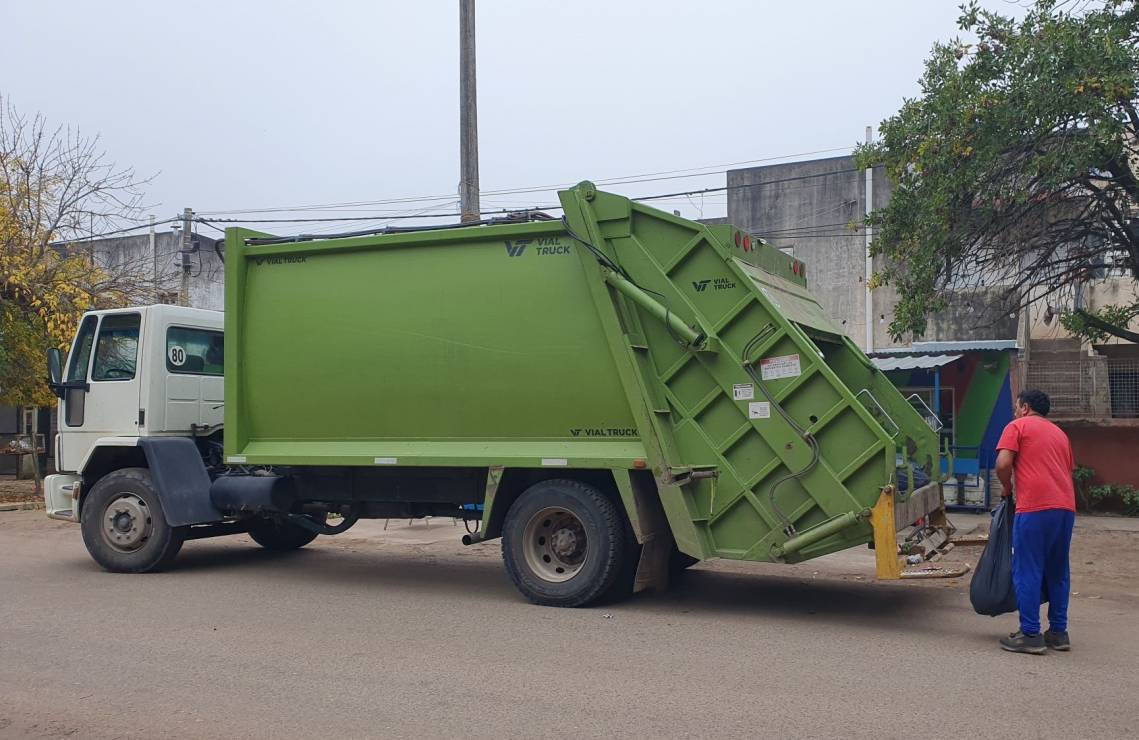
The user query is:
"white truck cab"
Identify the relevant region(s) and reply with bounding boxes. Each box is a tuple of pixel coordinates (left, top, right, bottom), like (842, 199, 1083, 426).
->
(45, 305, 223, 521)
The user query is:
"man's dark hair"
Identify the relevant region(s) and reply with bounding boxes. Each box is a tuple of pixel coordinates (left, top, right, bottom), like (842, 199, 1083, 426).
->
(1017, 389, 1051, 416)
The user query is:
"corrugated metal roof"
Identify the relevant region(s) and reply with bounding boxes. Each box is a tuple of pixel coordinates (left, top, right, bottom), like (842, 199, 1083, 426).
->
(865, 339, 1020, 352)
(907, 340, 1018, 353)
(873, 354, 962, 372)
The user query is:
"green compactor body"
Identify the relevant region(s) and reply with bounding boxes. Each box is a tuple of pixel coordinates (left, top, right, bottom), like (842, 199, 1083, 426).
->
(223, 181, 942, 606)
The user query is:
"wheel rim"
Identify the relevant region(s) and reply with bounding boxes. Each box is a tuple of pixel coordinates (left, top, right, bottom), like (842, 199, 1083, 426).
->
(101, 493, 154, 553)
(522, 506, 588, 583)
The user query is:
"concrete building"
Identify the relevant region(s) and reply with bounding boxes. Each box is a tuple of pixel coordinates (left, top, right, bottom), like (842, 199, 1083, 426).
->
(726, 155, 1019, 351)
(1021, 276, 1139, 487)
(94, 228, 224, 311)
(725, 154, 1137, 489)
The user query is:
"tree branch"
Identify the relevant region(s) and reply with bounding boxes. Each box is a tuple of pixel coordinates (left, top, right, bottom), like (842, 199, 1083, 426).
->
(1075, 309, 1139, 343)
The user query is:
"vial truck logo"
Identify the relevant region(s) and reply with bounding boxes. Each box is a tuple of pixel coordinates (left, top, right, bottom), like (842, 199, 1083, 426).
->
(253, 255, 307, 266)
(504, 239, 530, 257)
(504, 237, 570, 257)
(693, 277, 736, 292)
(570, 427, 638, 438)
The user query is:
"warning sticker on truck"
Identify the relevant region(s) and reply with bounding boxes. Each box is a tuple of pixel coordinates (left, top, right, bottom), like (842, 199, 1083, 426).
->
(748, 402, 771, 419)
(732, 383, 754, 401)
(168, 345, 186, 366)
(760, 354, 801, 381)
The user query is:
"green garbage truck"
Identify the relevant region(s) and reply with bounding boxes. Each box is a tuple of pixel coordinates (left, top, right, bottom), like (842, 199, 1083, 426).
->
(44, 181, 943, 606)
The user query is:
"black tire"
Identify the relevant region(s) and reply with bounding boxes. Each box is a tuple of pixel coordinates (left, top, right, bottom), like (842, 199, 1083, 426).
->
(248, 513, 325, 551)
(501, 479, 628, 607)
(80, 467, 186, 573)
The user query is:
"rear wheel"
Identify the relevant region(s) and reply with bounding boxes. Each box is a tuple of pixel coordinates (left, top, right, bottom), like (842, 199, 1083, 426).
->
(80, 468, 186, 573)
(502, 479, 628, 607)
(248, 513, 325, 551)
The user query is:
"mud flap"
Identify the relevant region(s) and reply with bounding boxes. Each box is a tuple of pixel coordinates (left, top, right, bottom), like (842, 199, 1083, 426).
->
(627, 472, 675, 594)
(138, 437, 223, 526)
(633, 529, 674, 594)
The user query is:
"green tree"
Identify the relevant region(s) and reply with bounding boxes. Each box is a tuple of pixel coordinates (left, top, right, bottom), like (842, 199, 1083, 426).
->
(856, 0, 1139, 342)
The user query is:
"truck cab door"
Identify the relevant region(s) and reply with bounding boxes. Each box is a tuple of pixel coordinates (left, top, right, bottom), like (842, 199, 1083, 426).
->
(57, 313, 143, 472)
(162, 324, 224, 432)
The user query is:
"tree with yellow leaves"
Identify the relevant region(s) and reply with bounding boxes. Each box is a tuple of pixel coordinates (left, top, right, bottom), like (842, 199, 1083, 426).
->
(1, 97, 154, 406)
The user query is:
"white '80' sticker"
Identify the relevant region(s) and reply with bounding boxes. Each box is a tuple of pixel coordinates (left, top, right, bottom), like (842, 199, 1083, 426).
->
(169, 345, 186, 366)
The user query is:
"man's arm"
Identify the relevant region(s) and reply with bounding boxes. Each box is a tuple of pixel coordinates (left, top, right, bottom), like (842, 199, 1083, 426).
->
(996, 449, 1016, 498)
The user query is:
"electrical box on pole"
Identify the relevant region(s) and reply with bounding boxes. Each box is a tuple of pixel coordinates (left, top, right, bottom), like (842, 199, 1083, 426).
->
(179, 207, 193, 307)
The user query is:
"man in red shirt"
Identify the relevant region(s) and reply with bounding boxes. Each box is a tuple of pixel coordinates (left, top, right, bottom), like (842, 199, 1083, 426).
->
(995, 389, 1076, 654)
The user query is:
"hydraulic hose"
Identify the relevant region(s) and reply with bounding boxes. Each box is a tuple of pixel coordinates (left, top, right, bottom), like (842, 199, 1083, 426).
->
(743, 327, 821, 537)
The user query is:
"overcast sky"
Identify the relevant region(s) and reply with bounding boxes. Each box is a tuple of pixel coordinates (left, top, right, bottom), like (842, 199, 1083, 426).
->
(2, 1, 1022, 234)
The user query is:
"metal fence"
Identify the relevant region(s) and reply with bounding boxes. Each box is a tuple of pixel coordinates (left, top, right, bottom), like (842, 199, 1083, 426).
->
(1026, 360, 1092, 416)
(1025, 357, 1139, 418)
(1108, 358, 1139, 418)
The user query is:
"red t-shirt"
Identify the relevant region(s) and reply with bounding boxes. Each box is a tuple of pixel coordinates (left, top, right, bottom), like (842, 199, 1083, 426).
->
(996, 414, 1076, 513)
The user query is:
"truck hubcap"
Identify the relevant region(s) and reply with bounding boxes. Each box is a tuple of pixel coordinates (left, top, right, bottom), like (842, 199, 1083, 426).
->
(523, 507, 588, 583)
(102, 494, 153, 552)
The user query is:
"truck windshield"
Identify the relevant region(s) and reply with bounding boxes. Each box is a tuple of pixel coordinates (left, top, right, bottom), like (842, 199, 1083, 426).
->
(91, 314, 141, 381)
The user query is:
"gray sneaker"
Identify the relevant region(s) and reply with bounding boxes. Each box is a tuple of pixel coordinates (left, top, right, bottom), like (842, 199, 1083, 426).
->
(1044, 630, 1071, 651)
(1000, 631, 1046, 655)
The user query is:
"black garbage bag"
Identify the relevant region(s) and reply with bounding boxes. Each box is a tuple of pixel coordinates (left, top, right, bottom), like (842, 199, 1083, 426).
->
(895, 463, 931, 493)
(969, 498, 1018, 616)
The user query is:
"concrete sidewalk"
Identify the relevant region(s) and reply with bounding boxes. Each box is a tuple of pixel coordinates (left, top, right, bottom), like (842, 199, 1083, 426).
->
(949, 510, 1139, 534)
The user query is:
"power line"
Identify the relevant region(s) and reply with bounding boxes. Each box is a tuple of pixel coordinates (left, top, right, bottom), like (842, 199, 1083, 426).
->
(633, 167, 862, 203)
(764, 233, 863, 240)
(301, 199, 462, 236)
(758, 221, 861, 235)
(50, 217, 181, 245)
(194, 146, 854, 216)
(194, 168, 862, 229)
(197, 204, 562, 226)
(183, 162, 868, 243)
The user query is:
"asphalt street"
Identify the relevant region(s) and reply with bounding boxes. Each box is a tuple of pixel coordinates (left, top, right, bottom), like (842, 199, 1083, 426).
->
(1, 510, 1136, 739)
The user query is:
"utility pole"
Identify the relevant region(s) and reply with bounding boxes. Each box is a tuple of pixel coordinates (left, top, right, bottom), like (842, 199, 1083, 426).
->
(149, 215, 157, 304)
(863, 125, 874, 353)
(179, 207, 193, 307)
(459, 0, 480, 223)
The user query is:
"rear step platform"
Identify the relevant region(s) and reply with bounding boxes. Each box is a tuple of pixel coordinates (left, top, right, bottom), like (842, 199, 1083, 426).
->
(871, 485, 970, 580)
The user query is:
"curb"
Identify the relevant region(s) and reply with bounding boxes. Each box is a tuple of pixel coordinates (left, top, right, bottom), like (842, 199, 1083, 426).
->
(0, 501, 45, 512)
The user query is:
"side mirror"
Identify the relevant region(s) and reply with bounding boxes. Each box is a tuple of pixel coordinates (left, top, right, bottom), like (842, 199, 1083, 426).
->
(47, 348, 63, 396)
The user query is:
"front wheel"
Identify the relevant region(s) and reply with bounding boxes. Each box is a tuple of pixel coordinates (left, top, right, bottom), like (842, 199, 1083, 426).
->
(80, 468, 186, 573)
(502, 479, 628, 607)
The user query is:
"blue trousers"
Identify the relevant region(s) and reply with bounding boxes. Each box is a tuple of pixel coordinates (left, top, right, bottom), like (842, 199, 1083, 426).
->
(1012, 509, 1075, 635)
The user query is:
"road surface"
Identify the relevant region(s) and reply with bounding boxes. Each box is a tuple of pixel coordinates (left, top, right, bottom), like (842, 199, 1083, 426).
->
(1, 509, 1136, 739)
